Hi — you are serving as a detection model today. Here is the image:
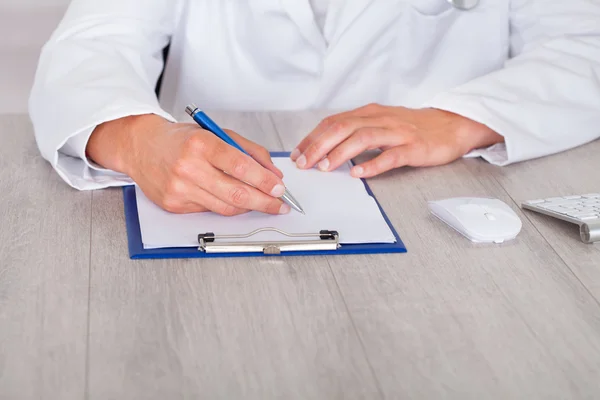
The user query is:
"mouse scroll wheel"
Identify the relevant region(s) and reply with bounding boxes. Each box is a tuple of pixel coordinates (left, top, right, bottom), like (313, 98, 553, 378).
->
(485, 213, 496, 221)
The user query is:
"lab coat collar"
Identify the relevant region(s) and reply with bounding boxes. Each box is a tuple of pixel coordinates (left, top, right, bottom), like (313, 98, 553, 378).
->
(279, 0, 327, 52)
(279, 0, 375, 52)
(324, 0, 375, 48)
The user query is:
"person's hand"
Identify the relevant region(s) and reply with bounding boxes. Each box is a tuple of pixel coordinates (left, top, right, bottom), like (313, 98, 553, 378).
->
(291, 104, 504, 178)
(87, 114, 290, 215)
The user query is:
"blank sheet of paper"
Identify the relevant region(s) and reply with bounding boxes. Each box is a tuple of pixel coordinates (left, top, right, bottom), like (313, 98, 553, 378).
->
(135, 158, 396, 249)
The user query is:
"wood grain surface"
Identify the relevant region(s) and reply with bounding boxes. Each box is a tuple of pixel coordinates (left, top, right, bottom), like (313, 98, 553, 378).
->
(475, 140, 600, 300)
(271, 111, 600, 399)
(85, 112, 380, 400)
(1, 111, 599, 400)
(0, 115, 90, 400)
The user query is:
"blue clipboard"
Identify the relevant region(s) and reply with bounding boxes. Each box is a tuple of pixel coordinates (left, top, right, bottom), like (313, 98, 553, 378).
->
(123, 152, 407, 259)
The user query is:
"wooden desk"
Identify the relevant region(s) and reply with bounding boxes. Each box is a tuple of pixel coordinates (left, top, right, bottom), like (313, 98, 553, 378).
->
(1, 112, 599, 399)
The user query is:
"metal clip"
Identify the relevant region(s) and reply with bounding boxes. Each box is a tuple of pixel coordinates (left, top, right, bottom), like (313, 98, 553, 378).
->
(198, 228, 340, 254)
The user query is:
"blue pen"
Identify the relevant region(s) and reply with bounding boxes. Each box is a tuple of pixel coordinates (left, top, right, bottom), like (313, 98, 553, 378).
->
(185, 104, 304, 214)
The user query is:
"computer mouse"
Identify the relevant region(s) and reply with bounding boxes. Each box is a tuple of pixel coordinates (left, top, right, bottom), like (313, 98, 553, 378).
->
(428, 197, 522, 243)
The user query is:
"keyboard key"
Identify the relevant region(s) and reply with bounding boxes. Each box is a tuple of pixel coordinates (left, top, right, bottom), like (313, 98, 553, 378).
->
(578, 207, 597, 213)
(546, 199, 576, 205)
(577, 215, 599, 221)
(541, 205, 568, 212)
(568, 212, 599, 219)
(560, 207, 579, 212)
(546, 200, 577, 206)
(525, 199, 546, 205)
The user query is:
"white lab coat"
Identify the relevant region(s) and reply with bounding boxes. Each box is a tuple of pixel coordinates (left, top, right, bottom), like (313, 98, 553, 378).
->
(29, 0, 600, 190)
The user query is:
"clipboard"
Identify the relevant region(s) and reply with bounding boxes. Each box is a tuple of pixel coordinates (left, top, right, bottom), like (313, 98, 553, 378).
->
(123, 152, 407, 259)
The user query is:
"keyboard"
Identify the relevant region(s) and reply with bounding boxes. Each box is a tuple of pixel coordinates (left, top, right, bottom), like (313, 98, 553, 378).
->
(522, 194, 600, 243)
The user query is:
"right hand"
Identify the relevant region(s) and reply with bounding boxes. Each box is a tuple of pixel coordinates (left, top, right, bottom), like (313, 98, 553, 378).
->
(87, 114, 290, 215)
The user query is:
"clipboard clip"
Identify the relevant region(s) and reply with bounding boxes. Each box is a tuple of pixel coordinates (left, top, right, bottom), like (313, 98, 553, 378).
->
(198, 228, 340, 254)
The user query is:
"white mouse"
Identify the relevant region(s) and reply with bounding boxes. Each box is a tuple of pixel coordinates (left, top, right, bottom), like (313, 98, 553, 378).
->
(428, 197, 522, 244)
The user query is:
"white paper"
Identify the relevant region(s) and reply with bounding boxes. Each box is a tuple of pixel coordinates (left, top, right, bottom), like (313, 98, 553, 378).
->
(135, 158, 396, 249)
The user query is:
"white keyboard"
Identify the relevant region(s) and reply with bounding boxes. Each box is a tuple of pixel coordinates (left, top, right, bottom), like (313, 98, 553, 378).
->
(522, 194, 600, 243)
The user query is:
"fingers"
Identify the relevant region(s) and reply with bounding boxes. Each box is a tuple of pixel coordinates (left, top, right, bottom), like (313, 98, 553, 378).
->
(162, 155, 284, 216)
(193, 188, 250, 216)
(157, 179, 248, 216)
(225, 129, 284, 178)
(291, 103, 388, 161)
(174, 131, 289, 215)
(291, 114, 340, 160)
(205, 169, 290, 215)
(173, 154, 289, 215)
(351, 147, 410, 178)
(295, 116, 391, 170)
(318, 128, 406, 172)
(206, 139, 287, 199)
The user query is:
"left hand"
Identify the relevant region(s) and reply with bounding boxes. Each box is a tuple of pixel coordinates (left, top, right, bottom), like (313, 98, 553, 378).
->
(291, 104, 504, 178)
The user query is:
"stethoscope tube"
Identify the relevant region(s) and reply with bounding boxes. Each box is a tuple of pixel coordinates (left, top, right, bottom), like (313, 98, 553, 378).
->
(448, 0, 479, 10)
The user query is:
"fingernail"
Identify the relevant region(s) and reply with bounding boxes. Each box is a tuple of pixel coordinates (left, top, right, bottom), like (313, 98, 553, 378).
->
(271, 184, 285, 197)
(290, 148, 301, 160)
(318, 158, 330, 171)
(279, 203, 291, 214)
(296, 154, 307, 168)
(352, 166, 364, 177)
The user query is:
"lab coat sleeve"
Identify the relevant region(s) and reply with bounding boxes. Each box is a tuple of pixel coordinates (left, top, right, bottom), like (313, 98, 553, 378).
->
(28, 0, 183, 190)
(424, 0, 600, 166)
